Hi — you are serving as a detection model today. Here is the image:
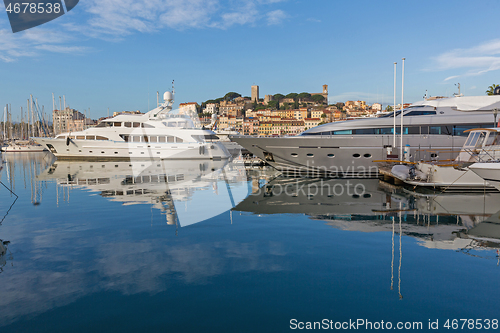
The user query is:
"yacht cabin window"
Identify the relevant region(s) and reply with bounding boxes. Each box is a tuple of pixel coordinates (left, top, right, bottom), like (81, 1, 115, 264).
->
(404, 110, 437, 116)
(464, 131, 486, 147)
(485, 133, 498, 146)
(133, 122, 141, 128)
(124, 122, 132, 128)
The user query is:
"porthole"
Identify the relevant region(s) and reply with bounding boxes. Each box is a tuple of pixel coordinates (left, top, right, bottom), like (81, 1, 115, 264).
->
(353, 153, 360, 158)
(363, 153, 372, 158)
(363, 193, 372, 198)
(352, 194, 360, 199)
(327, 154, 335, 158)
(431, 153, 438, 158)
(307, 153, 314, 157)
(291, 153, 298, 157)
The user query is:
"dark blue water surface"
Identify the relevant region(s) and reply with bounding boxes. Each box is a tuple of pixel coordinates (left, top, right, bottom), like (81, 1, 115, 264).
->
(0, 153, 499, 332)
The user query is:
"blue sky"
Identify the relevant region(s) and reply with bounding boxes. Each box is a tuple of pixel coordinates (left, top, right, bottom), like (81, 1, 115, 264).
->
(2, 0, 500, 120)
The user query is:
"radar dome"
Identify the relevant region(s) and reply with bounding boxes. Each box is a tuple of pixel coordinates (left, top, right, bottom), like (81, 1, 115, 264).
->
(163, 91, 173, 102)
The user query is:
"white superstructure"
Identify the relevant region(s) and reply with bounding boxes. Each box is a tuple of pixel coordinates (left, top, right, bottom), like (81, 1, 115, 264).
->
(33, 90, 231, 160)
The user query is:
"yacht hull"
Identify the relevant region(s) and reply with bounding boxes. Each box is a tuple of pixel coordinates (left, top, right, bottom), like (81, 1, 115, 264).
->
(232, 134, 468, 177)
(34, 137, 231, 160)
(469, 163, 500, 191)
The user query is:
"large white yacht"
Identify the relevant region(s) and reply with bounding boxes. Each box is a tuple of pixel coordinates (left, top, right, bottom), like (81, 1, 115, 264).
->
(231, 95, 500, 177)
(33, 91, 231, 160)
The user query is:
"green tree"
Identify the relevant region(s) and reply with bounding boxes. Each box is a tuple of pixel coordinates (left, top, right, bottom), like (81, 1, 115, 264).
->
(297, 92, 311, 100)
(486, 84, 499, 95)
(224, 92, 241, 101)
(274, 93, 285, 101)
(267, 100, 278, 109)
(286, 93, 298, 100)
(385, 105, 393, 112)
(335, 102, 344, 110)
(311, 95, 325, 103)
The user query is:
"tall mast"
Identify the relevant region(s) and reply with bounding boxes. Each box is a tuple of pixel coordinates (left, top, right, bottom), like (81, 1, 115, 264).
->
(20, 107, 24, 139)
(3, 105, 6, 142)
(400, 58, 405, 161)
(393, 62, 397, 148)
(30, 95, 34, 138)
(27, 99, 31, 139)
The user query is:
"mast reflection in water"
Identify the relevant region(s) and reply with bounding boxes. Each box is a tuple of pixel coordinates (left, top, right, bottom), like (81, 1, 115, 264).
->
(0, 153, 499, 332)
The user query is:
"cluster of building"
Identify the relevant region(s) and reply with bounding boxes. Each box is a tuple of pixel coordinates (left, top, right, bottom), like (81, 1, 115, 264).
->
(50, 84, 387, 137)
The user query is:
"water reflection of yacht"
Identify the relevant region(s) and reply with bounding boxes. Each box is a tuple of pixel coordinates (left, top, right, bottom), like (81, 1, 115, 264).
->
(38, 159, 250, 227)
(233, 177, 500, 252)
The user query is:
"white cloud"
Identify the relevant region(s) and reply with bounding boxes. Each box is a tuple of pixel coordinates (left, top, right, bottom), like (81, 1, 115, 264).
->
(80, 0, 278, 35)
(0, 0, 287, 62)
(433, 39, 500, 80)
(0, 28, 89, 61)
(266, 9, 287, 25)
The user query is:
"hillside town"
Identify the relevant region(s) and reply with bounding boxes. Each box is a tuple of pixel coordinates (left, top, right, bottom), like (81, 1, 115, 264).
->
(194, 85, 390, 136)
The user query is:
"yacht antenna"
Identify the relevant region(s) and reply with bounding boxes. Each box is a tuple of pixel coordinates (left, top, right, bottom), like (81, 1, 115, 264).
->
(400, 58, 405, 161)
(454, 83, 461, 97)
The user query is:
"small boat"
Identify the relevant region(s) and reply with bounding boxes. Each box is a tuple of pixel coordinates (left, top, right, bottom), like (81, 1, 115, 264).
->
(387, 127, 500, 190)
(1, 140, 47, 152)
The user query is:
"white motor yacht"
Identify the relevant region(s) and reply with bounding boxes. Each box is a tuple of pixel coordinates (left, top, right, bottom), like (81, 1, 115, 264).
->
(33, 90, 231, 160)
(231, 95, 500, 177)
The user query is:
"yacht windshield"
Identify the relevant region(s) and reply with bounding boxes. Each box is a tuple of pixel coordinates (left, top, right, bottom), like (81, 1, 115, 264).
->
(380, 110, 402, 118)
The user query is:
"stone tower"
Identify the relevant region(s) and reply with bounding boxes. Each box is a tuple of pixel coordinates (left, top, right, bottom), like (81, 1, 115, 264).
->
(322, 84, 328, 104)
(251, 85, 259, 102)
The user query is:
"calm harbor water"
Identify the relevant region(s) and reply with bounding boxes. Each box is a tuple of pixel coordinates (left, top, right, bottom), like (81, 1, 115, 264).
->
(0, 152, 499, 332)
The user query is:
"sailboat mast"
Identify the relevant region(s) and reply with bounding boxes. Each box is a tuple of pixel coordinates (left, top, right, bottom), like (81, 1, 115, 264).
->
(3, 105, 6, 142)
(27, 98, 31, 139)
(20, 107, 24, 139)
